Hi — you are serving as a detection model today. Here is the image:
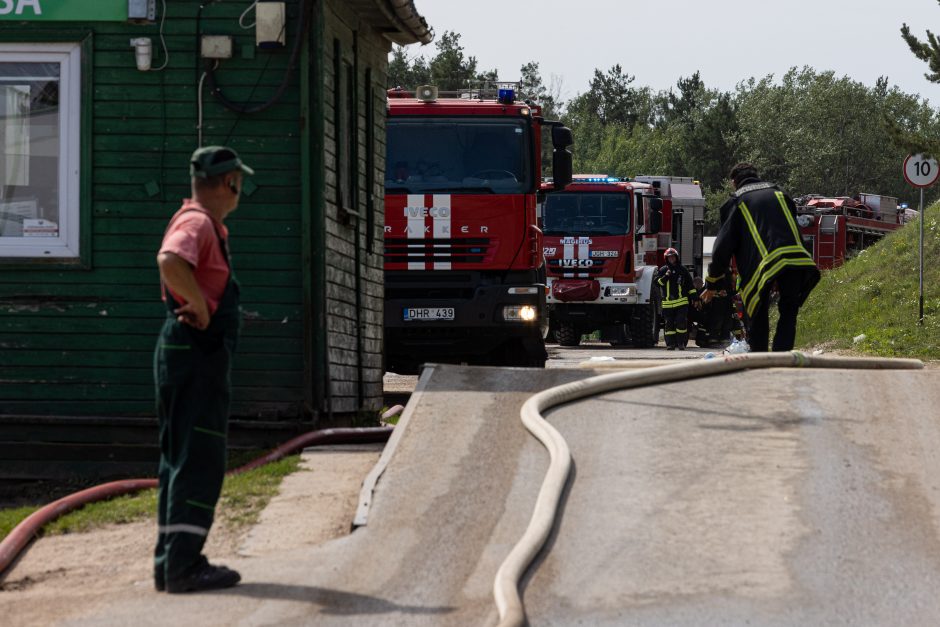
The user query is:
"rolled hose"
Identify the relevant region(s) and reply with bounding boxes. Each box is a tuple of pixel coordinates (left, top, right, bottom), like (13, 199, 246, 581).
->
(0, 426, 392, 577)
(493, 352, 924, 627)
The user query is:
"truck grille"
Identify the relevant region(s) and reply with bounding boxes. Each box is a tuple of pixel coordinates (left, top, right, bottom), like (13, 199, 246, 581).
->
(384, 238, 491, 265)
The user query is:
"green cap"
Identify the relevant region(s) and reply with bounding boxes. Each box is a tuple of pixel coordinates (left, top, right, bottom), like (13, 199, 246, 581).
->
(189, 145, 255, 179)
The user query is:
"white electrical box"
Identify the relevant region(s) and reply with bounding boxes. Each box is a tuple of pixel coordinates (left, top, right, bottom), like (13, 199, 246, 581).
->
(128, 0, 156, 21)
(201, 36, 234, 59)
(256, 2, 286, 48)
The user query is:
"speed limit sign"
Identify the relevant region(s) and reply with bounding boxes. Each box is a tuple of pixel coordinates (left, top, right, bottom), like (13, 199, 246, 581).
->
(903, 153, 940, 187)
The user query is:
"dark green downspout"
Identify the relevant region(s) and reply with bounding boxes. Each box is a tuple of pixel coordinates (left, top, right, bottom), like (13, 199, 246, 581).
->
(302, 0, 327, 419)
(352, 30, 364, 409)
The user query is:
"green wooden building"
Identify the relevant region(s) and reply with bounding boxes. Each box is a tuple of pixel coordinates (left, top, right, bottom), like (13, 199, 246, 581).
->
(0, 0, 431, 476)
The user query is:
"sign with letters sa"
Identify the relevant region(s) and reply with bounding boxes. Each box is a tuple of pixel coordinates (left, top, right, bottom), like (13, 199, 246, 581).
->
(0, 0, 128, 21)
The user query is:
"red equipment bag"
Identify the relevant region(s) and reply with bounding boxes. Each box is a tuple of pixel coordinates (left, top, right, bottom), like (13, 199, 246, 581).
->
(552, 279, 600, 302)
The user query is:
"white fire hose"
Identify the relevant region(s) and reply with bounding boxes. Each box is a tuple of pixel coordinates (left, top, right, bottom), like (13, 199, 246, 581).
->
(493, 351, 924, 627)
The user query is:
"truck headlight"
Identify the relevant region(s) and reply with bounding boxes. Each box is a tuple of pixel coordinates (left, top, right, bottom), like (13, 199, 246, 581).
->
(503, 305, 538, 321)
(606, 286, 636, 297)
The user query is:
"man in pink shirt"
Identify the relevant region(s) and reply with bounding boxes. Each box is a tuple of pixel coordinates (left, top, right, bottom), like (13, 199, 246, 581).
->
(153, 146, 252, 593)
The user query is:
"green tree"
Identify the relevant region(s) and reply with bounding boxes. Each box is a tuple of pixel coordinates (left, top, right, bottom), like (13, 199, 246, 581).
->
(896, 5, 940, 155)
(387, 32, 497, 92)
(565, 65, 653, 170)
(735, 67, 940, 203)
(428, 31, 497, 91)
(387, 45, 430, 90)
(520, 61, 566, 177)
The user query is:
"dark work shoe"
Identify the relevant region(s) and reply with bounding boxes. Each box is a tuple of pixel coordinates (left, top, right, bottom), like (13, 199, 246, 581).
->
(678, 345, 686, 351)
(666, 346, 676, 351)
(166, 561, 241, 594)
(155, 573, 165, 592)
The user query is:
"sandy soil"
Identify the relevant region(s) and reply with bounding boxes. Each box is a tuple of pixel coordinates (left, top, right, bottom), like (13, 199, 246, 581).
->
(0, 445, 382, 627)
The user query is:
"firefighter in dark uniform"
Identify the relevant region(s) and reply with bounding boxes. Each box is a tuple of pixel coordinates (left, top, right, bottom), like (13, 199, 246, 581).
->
(153, 146, 252, 593)
(656, 247, 698, 350)
(701, 163, 820, 352)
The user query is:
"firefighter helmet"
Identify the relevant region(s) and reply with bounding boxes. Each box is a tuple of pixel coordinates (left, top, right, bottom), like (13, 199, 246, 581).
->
(665, 247, 679, 259)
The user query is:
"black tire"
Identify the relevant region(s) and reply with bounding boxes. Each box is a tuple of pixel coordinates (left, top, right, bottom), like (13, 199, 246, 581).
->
(555, 322, 581, 347)
(631, 299, 659, 348)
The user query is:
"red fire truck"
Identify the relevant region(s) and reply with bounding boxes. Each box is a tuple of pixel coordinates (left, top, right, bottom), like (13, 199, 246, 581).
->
(541, 175, 703, 347)
(796, 193, 902, 269)
(383, 84, 573, 373)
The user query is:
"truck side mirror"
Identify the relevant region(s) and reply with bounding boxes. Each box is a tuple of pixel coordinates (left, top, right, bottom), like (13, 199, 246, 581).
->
(552, 149, 572, 189)
(649, 197, 663, 233)
(551, 125, 573, 148)
(550, 125, 573, 189)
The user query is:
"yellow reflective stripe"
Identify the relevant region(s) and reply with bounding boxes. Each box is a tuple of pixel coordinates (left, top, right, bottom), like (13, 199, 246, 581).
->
(662, 300, 688, 309)
(775, 191, 803, 244)
(738, 201, 768, 257)
(689, 288, 698, 295)
(706, 274, 724, 284)
(741, 245, 813, 303)
(744, 256, 818, 317)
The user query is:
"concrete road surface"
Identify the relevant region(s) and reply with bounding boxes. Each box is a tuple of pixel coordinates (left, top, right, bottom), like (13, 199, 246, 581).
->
(64, 361, 940, 626)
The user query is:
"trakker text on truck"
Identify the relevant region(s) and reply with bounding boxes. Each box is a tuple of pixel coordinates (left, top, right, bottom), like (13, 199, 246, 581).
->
(542, 175, 673, 347)
(383, 83, 573, 373)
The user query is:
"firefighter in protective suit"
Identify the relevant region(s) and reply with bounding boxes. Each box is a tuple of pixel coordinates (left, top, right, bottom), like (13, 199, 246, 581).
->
(702, 163, 820, 352)
(656, 248, 698, 350)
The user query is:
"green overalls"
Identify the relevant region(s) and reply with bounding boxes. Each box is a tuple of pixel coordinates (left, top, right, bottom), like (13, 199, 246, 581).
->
(153, 212, 240, 583)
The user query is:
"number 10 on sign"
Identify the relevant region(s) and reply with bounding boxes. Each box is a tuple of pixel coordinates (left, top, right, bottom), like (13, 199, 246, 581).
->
(904, 154, 940, 187)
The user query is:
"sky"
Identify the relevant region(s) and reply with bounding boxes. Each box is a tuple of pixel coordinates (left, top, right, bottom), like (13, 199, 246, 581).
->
(411, 0, 940, 103)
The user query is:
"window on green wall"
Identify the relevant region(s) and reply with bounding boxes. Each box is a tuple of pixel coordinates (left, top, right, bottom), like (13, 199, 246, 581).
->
(0, 42, 81, 258)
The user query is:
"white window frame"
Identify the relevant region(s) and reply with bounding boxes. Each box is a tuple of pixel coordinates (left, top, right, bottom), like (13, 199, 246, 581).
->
(0, 42, 81, 258)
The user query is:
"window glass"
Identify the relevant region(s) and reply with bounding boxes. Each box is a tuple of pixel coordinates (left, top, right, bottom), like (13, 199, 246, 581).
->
(543, 192, 631, 235)
(386, 117, 532, 194)
(0, 44, 80, 258)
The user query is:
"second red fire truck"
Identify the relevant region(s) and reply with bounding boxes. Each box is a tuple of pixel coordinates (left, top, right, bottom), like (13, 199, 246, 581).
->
(541, 175, 705, 347)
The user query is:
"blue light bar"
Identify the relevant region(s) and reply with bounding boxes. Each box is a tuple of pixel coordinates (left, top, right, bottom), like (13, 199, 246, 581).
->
(497, 86, 514, 104)
(579, 176, 621, 183)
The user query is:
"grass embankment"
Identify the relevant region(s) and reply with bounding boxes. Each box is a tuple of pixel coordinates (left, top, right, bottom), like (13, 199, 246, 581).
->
(0, 454, 300, 542)
(796, 202, 940, 359)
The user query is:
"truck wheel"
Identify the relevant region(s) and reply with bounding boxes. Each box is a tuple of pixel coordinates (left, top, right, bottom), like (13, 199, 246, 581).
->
(631, 300, 659, 348)
(555, 322, 581, 347)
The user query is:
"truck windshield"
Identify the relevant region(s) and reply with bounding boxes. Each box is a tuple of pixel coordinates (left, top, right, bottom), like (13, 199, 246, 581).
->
(386, 117, 532, 194)
(543, 192, 630, 236)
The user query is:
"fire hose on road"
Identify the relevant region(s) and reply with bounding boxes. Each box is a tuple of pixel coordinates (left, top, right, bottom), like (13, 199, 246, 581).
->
(493, 352, 924, 627)
(0, 426, 393, 578)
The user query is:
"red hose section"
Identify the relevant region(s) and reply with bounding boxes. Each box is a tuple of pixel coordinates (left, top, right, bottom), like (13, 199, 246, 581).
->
(230, 427, 393, 474)
(0, 426, 393, 577)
